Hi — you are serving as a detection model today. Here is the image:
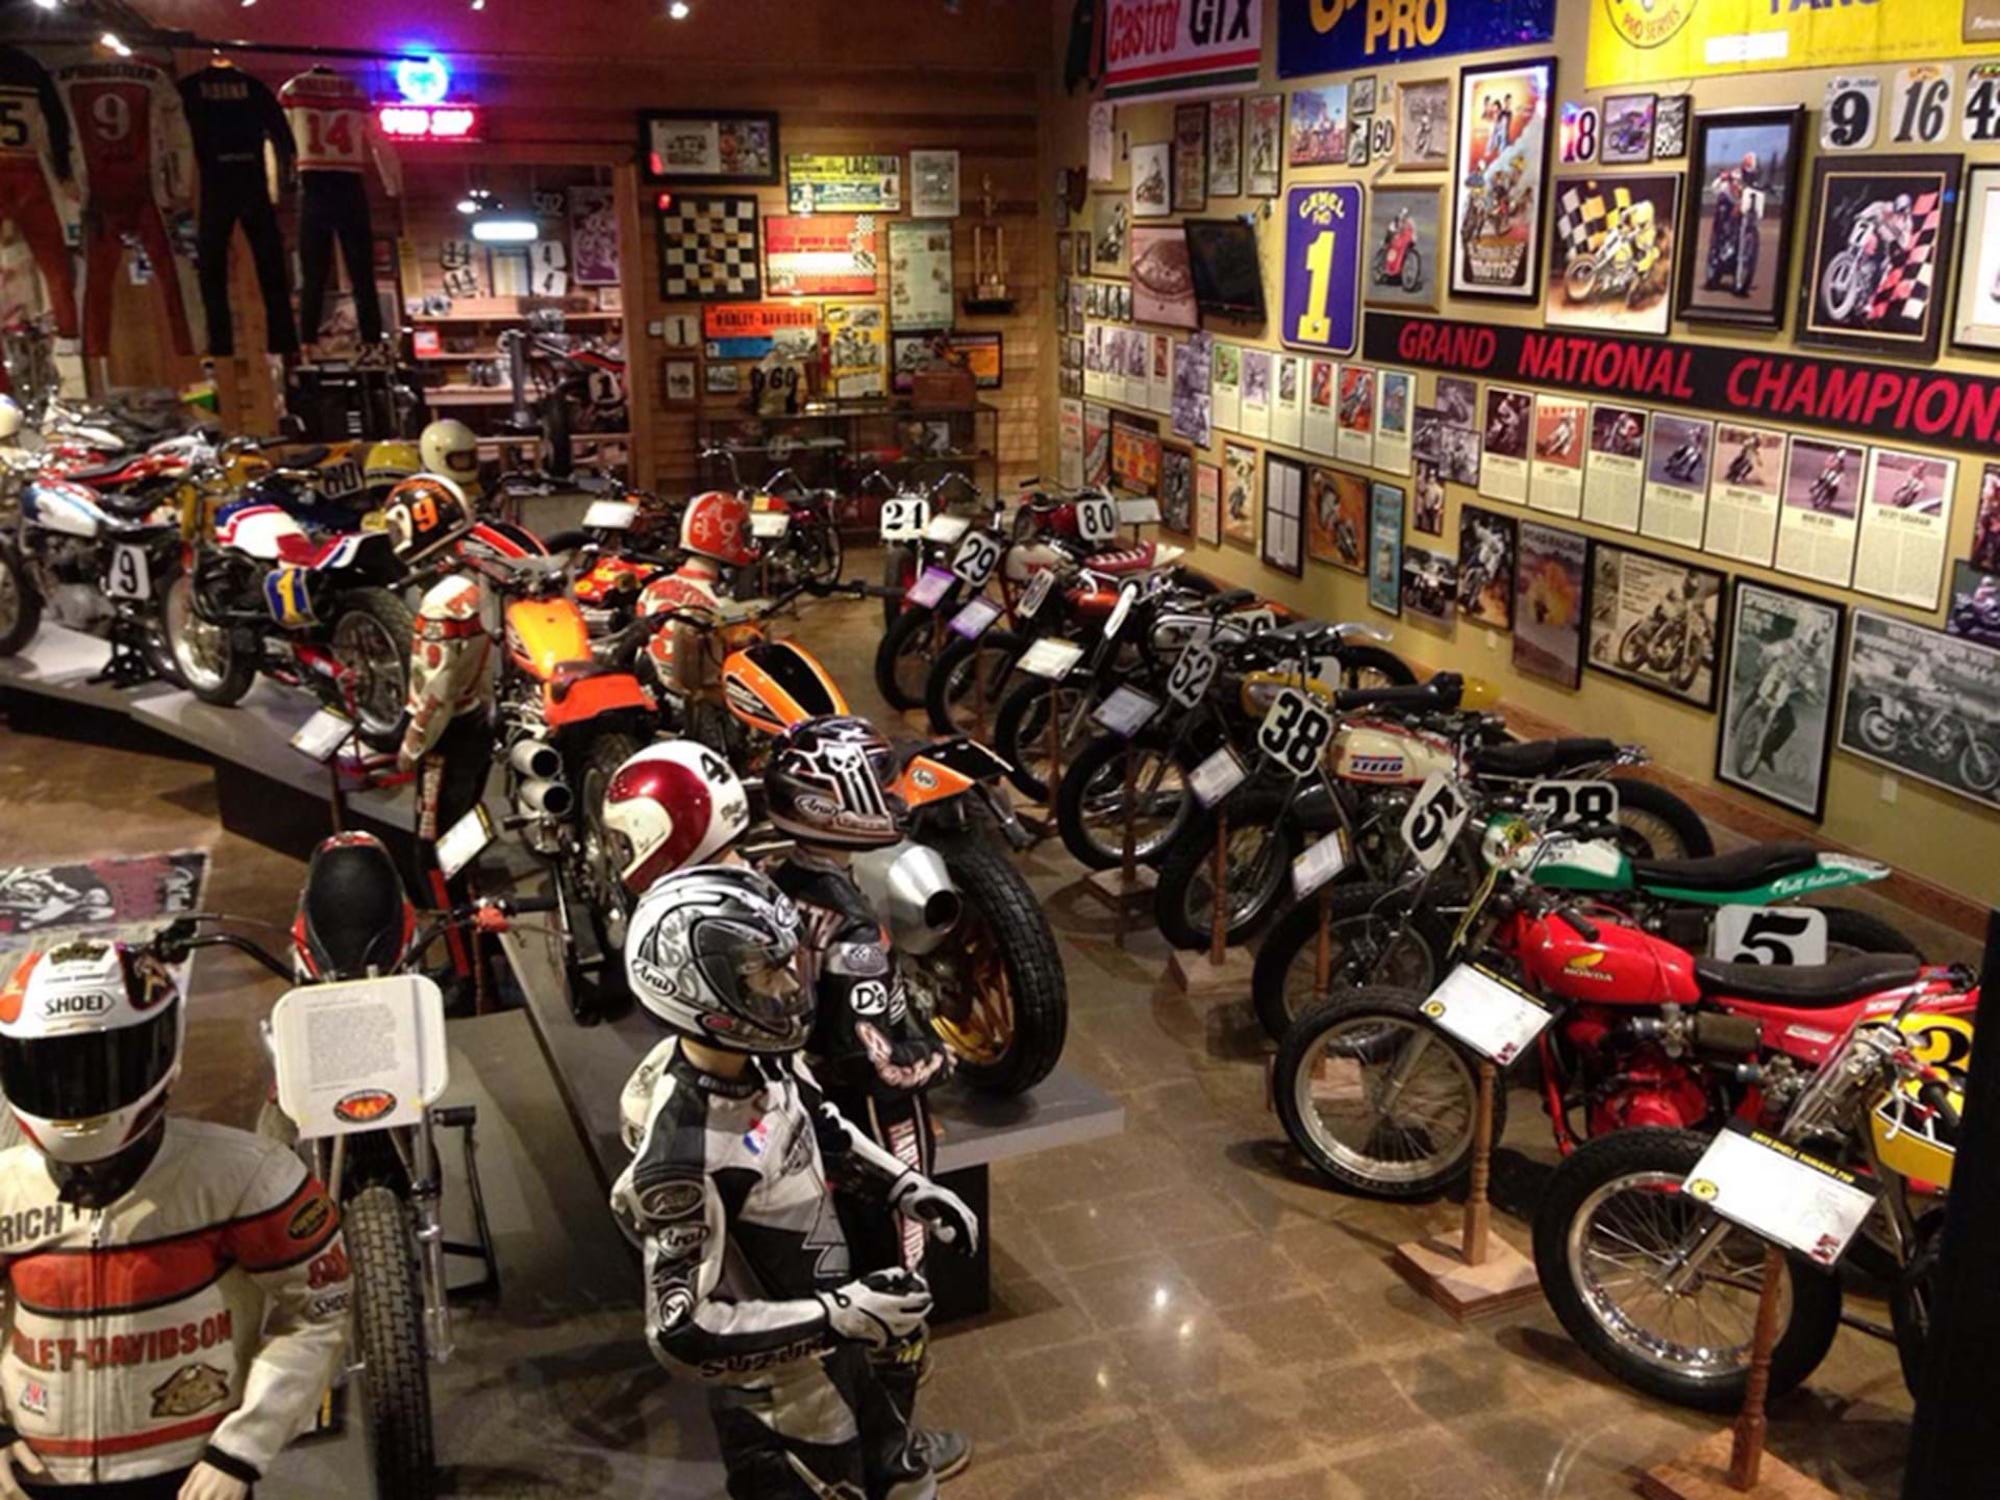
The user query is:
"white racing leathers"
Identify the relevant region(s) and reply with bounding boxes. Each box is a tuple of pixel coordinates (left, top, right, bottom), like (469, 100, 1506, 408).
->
(613, 1042, 934, 1500)
(0, 1119, 349, 1485)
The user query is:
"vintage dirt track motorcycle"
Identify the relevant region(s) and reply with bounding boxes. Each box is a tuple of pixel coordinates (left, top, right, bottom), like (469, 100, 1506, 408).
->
(1616, 594, 1712, 693)
(1371, 212, 1424, 293)
(1847, 681, 2000, 794)
(1820, 203, 1906, 326)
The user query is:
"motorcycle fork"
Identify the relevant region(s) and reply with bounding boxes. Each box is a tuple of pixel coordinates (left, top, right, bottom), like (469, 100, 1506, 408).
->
(393, 1120, 457, 1364)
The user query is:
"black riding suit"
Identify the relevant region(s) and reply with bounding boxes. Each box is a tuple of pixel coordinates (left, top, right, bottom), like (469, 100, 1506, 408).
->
(178, 64, 297, 356)
(613, 1043, 934, 1500)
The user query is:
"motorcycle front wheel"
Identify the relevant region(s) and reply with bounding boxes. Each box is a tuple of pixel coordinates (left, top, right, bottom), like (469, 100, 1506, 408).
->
(924, 629, 1024, 737)
(333, 590, 417, 752)
(164, 572, 255, 706)
(1150, 805, 1296, 950)
(1857, 704, 1902, 754)
(1402, 248, 1423, 293)
(1532, 1129, 1842, 1411)
(991, 675, 1092, 802)
(874, 604, 937, 711)
(1732, 705, 1773, 779)
(809, 521, 845, 586)
(1822, 251, 1870, 324)
(1958, 734, 2000, 794)
(0, 540, 43, 656)
(346, 1184, 438, 1499)
(1564, 258, 1599, 303)
(1616, 620, 1654, 672)
(1055, 731, 1194, 870)
(1250, 883, 1451, 1042)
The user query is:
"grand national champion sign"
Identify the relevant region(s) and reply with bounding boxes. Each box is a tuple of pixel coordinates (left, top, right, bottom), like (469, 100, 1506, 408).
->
(1279, 0, 1556, 78)
(1589, 0, 2000, 88)
(1103, 0, 1262, 102)
(1365, 311, 2000, 459)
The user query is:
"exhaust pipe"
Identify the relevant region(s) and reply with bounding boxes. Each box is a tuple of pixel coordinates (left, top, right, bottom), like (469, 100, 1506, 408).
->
(851, 842, 962, 955)
(509, 737, 563, 780)
(515, 778, 573, 819)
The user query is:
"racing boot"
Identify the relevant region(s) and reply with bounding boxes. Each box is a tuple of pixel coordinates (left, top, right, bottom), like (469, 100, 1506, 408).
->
(911, 1427, 972, 1483)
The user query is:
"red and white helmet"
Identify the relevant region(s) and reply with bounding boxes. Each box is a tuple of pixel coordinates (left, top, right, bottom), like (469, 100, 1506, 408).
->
(0, 938, 183, 1164)
(681, 490, 759, 567)
(601, 741, 752, 895)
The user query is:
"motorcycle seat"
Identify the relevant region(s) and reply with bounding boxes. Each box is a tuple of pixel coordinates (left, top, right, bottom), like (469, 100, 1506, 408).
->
(1469, 737, 1620, 777)
(1695, 952, 1923, 1008)
(1631, 843, 1820, 892)
(299, 838, 410, 977)
(281, 443, 333, 470)
(95, 487, 170, 519)
(1336, 673, 1463, 714)
(56, 459, 142, 487)
(1084, 543, 1158, 575)
(1207, 587, 1258, 612)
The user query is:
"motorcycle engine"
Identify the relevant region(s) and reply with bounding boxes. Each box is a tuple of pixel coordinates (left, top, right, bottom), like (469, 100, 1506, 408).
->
(49, 580, 113, 633)
(29, 536, 114, 631)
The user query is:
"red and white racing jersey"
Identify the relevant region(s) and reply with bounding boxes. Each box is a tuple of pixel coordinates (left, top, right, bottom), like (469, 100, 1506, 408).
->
(279, 67, 396, 190)
(55, 55, 187, 205)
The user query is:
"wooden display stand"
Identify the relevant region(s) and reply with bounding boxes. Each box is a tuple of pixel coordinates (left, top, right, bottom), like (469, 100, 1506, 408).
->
(1391, 1059, 1540, 1319)
(1074, 742, 1157, 947)
(1639, 1245, 1835, 1500)
(1169, 807, 1253, 998)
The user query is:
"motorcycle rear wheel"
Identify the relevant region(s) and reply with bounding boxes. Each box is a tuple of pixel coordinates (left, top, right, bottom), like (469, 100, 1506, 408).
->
(874, 605, 937, 711)
(1606, 776, 1714, 860)
(0, 541, 42, 656)
(991, 676, 1091, 802)
(1857, 705, 1901, 754)
(347, 1184, 439, 1500)
(1959, 736, 2000, 794)
(1250, 883, 1451, 1042)
(334, 590, 417, 752)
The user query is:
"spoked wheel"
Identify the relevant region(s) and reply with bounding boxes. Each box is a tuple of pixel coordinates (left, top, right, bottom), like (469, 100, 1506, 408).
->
(0, 540, 40, 655)
(1250, 883, 1450, 1042)
(1606, 776, 1713, 860)
(924, 631, 1021, 737)
(577, 732, 643, 974)
(1531, 1129, 1842, 1411)
(874, 605, 937, 711)
(1274, 987, 1490, 1198)
(1151, 810, 1296, 950)
(333, 591, 416, 752)
(164, 571, 253, 705)
(1055, 733, 1192, 870)
(992, 676, 1091, 802)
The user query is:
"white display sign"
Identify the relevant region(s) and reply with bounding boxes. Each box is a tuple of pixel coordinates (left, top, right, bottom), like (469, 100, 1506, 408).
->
(1527, 779, 1620, 830)
(435, 805, 494, 881)
(1400, 773, 1471, 872)
(1682, 1121, 1879, 1268)
(582, 499, 638, 531)
(1711, 906, 1829, 967)
(1018, 637, 1085, 680)
(1117, 496, 1162, 527)
(1166, 641, 1219, 708)
(1189, 745, 1247, 807)
(951, 530, 1004, 587)
(1821, 76, 1881, 151)
(750, 511, 791, 539)
(880, 497, 930, 541)
(103, 543, 151, 601)
(1077, 494, 1119, 543)
(906, 566, 955, 609)
(924, 513, 971, 544)
(1291, 832, 1349, 902)
(290, 708, 354, 763)
(1419, 963, 1555, 1066)
(271, 974, 450, 1140)
(1256, 688, 1336, 778)
(1091, 684, 1161, 738)
(949, 597, 1003, 641)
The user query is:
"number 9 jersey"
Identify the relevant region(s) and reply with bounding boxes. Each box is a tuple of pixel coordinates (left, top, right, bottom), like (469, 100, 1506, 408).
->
(0, 46, 77, 337)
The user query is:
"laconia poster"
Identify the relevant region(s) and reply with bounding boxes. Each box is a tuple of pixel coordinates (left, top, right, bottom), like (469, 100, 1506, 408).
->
(1589, 0, 2000, 87)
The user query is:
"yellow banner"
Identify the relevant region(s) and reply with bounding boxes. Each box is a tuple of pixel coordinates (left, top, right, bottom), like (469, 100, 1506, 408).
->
(1588, 0, 2000, 88)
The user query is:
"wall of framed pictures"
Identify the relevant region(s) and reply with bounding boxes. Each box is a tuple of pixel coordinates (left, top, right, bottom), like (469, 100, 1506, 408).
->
(1042, 0, 2000, 907)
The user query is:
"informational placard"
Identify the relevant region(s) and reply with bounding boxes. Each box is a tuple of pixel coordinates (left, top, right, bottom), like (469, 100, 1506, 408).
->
(1373, 370, 1413, 477)
(1854, 448, 1955, 609)
(1118, 496, 1163, 526)
(1240, 349, 1273, 440)
(1478, 388, 1532, 505)
(924, 513, 970, 545)
(1189, 744, 1248, 807)
(1271, 355, 1306, 451)
(1583, 405, 1647, 533)
(435, 805, 494, 881)
(1058, 397, 1085, 489)
(290, 708, 354, 763)
(1775, 436, 1862, 589)
(1150, 332, 1175, 416)
(906, 565, 955, 609)
(1529, 395, 1587, 518)
(879, 496, 930, 541)
(1681, 1121, 1879, 1269)
(1091, 684, 1162, 738)
(949, 597, 1003, 641)
(764, 215, 880, 297)
(1018, 638, 1086, 680)
(1257, 688, 1337, 777)
(787, 154, 900, 213)
(1400, 773, 1471, 872)
(750, 511, 791, 539)
(1211, 342, 1243, 433)
(1291, 831, 1349, 901)
(271, 975, 450, 1140)
(703, 301, 821, 359)
(1641, 416, 1715, 550)
(582, 499, 639, 531)
(1418, 963, 1556, 1066)
(824, 302, 888, 398)
(1712, 906, 1829, 967)
(1282, 186, 1364, 357)
(1705, 422, 1788, 568)
(1336, 364, 1374, 468)
(888, 219, 954, 329)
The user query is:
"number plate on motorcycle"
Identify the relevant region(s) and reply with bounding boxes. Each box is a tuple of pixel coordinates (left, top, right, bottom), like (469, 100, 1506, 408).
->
(1189, 745, 1247, 807)
(1401, 772, 1471, 873)
(925, 513, 971, 545)
(949, 597, 1003, 641)
(1077, 495, 1118, 543)
(271, 974, 450, 1140)
(1017, 569, 1056, 620)
(906, 565, 955, 609)
(1527, 779, 1620, 830)
(1018, 637, 1085, 681)
(1117, 496, 1162, 527)
(1167, 642, 1219, 708)
(289, 707, 354, 763)
(750, 512, 791, 538)
(951, 530, 1003, 587)
(582, 499, 638, 531)
(1291, 832, 1349, 902)
(1420, 963, 1555, 1066)
(880, 497, 931, 542)
(1711, 907, 1828, 967)
(1256, 688, 1336, 778)
(436, 805, 495, 881)
(103, 542, 151, 601)
(1091, 685, 1161, 738)
(1102, 582, 1140, 640)
(1681, 1121, 1878, 1269)
(318, 458, 364, 499)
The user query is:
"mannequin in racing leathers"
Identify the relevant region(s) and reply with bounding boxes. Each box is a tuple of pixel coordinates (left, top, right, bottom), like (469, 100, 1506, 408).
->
(0, 939, 349, 1500)
(613, 866, 978, 1498)
(637, 489, 758, 698)
(762, 717, 964, 1479)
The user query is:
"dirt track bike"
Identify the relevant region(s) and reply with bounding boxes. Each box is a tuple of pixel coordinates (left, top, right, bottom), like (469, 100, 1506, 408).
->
(1534, 982, 1970, 1410)
(1808, 465, 1848, 511)
(1821, 210, 1903, 326)
(497, 316, 627, 479)
(1663, 441, 1705, 485)
(1731, 655, 1811, 781)
(1562, 230, 1658, 307)
(1849, 685, 2000, 794)
(1617, 599, 1712, 693)
(877, 468, 990, 630)
(1371, 216, 1423, 293)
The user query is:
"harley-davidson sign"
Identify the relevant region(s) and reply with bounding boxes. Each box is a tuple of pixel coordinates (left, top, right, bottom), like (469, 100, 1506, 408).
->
(1365, 313, 2000, 458)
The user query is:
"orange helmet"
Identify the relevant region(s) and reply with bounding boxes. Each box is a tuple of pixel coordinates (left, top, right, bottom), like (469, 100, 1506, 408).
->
(381, 475, 474, 564)
(681, 490, 758, 567)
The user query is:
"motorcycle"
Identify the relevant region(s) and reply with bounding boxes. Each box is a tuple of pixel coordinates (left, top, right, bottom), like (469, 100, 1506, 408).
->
(1617, 597, 1712, 692)
(1809, 467, 1846, 511)
(1851, 685, 2000, 794)
(1663, 440, 1705, 485)
(497, 315, 627, 479)
(747, 468, 845, 594)
(1731, 656, 1807, 780)
(1821, 212, 1899, 325)
(1562, 227, 1656, 307)
(1371, 216, 1424, 294)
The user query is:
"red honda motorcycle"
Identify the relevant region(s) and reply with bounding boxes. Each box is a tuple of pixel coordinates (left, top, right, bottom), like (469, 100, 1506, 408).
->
(1371, 211, 1424, 294)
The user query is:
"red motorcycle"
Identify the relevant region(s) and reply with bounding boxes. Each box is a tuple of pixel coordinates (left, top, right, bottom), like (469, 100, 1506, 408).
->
(1371, 211, 1424, 294)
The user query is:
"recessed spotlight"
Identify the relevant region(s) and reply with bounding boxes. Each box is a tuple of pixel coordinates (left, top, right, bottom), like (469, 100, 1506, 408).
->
(668, 1, 691, 17)
(32, 0, 61, 11)
(100, 32, 131, 56)
(470, 0, 485, 9)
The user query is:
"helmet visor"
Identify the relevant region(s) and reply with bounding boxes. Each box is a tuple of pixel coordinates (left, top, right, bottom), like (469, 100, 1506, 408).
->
(0, 1004, 178, 1121)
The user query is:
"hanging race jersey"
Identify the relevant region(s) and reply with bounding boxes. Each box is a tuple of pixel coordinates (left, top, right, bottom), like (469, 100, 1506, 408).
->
(281, 67, 370, 172)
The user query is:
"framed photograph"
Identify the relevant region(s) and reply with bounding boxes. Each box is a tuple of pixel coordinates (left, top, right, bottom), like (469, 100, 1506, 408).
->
(1369, 482, 1405, 615)
(1209, 98, 1243, 198)
(662, 358, 697, 403)
(1952, 164, 2000, 353)
(1174, 104, 1208, 213)
(1352, 77, 1378, 117)
(1288, 86, 1351, 167)
(1195, 460, 1223, 545)
(1247, 94, 1284, 196)
(1839, 610, 2000, 811)
(1450, 57, 1556, 303)
(1131, 142, 1173, 220)
(1545, 173, 1680, 336)
(1975, 463, 2000, 572)
(1947, 561, 2000, 647)
(1413, 457, 1447, 536)
(1587, 540, 1728, 709)
(1072, 231, 1092, 277)
(1130, 225, 1199, 329)
(1653, 96, 1691, 160)
(1599, 94, 1657, 165)
(1798, 153, 1962, 361)
(1308, 466, 1369, 573)
(639, 110, 779, 185)
(1678, 107, 1806, 331)
(1457, 505, 1518, 628)
(1160, 445, 1195, 536)
(910, 150, 961, 218)
(1718, 581, 1844, 819)
(1111, 409, 1162, 494)
(657, 195, 762, 301)
(1513, 521, 1590, 688)
(1403, 545, 1458, 624)
(1347, 129, 1371, 168)
(1398, 78, 1451, 172)
(1263, 454, 1306, 577)
(1091, 193, 1131, 273)
(705, 362, 744, 395)
(1223, 442, 1259, 547)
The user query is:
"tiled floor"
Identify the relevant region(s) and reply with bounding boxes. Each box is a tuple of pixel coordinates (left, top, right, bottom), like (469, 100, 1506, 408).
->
(0, 588, 1950, 1497)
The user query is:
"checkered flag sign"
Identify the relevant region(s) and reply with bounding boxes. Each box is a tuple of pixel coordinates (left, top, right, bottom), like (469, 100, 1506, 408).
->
(657, 194, 762, 301)
(1553, 181, 1635, 259)
(1867, 189, 1943, 327)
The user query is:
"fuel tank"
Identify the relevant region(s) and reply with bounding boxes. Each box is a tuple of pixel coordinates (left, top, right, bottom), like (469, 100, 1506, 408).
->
(506, 597, 594, 680)
(1514, 910, 1703, 1007)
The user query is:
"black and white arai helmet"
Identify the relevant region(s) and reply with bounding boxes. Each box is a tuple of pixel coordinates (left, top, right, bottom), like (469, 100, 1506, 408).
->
(765, 715, 906, 850)
(624, 865, 807, 1052)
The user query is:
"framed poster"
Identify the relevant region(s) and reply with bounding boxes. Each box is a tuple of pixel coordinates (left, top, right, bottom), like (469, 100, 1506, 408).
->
(1092, 193, 1131, 273)
(1398, 78, 1451, 171)
(1953, 164, 2000, 354)
(1222, 441, 1259, 547)
(1545, 173, 1680, 336)
(787, 154, 901, 213)
(1413, 457, 1447, 536)
(1130, 225, 1200, 329)
(1263, 453, 1306, 577)
(1705, 422, 1788, 567)
(1308, 465, 1368, 573)
(1174, 104, 1208, 213)
(1288, 86, 1351, 167)
(1652, 96, 1691, 160)
(1718, 581, 1844, 820)
(568, 188, 621, 285)
(1513, 521, 1589, 688)
(1281, 184, 1363, 355)
(909, 151, 960, 218)
(1111, 410, 1163, 494)
(823, 303, 887, 397)
(1160, 444, 1195, 536)
(1084, 402, 1112, 487)
(1058, 398, 1085, 488)
(1450, 57, 1556, 303)
(1172, 331, 1213, 447)
(1775, 436, 1863, 588)
(1364, 187, 1443, 311)
(1403, 545, 1458, 623)
(661, 358, 697, 403)
(1458, 505, 1518, 628)
(1210, 98, 1243, 198)
(1678, 107, 1806, 331)
(1976, 463, 2000, 572)
(887, 220, 953, 329)
(1798, 153, 1962, 362)
(639, 110, 779, 184)
(1947, 561, 2000, 647)
(1132, 142, 1173, 219)
(657, 196, 762, 301)
(1195, 459, 1222, 545)
(763, 215, 879, 297)
(1854, 447, 1954, 609)
(1369, 482, 1405, 615)
(1599, 95, 1656, 165)
(1246, 94, 1283, 196)
(1839, 611, 2000, 811)
(1376, 369, 1413, 475)
(1587, 541, 1727, 709)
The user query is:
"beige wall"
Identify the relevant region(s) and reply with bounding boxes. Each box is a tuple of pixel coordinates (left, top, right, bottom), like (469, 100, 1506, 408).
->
(1042, 0, 2000, 910)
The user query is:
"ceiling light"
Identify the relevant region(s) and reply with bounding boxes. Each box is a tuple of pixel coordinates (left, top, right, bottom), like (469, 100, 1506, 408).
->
(470, 0, 485, 9)
(100, 32, 131, 56)
(471, 213, 537, 243)
(668, 1, 690, 17)
(457, 197, 479, 214)
(32, 0, 61, 11)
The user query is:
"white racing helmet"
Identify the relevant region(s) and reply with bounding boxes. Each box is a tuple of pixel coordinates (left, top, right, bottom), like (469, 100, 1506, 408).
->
(624, 865, 808, 1052)
(420, 418, 481, 488)
(0, 395, 21, 442)
(601, 741, 752, 896)
(0, 939, 183, 1163)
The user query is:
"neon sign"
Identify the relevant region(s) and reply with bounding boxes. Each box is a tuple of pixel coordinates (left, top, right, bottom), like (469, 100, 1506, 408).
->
(377, 104, 482, 141)
(393, 55, 450, 105)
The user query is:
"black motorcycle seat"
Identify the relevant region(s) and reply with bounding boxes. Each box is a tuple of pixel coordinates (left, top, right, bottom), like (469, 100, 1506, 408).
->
(56, 460, 139, 486)
(1631, 843, 1820, 892)
(1335, 672, 1463, 714)
(1695, 952, 1923, 1008)
(282, 443, 333, 470)
(95, 487, 168, 519)
(1469, 737, 1619, 777)
(300, 839, 409, 978)
(1208, 587, 1258, 612)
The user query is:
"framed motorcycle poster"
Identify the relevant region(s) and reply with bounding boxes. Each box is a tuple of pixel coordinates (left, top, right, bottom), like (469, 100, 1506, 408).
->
(1513, 521, 1589, 688)
(1717, 580, 1844, 820)
(1544, 173, 1680, 337)
(1677, 107, 1805, 332)
(1450, 56, 1556, 303)
(1798, 153, 1963, 363)
(1586, 540, 1728, 710)
(1309, 466, 1369, 574)
(1364, 187, 1442, 311)
(1837, 609, 2000, 811)
(1951, 164, 2000, 354)
(1160, 444, 1195, 537)
(639, 110, 779, 185)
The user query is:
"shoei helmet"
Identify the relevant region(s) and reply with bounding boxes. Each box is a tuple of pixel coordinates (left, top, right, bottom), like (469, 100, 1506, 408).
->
(0, 395, 21, 442)
(680, 490, 760, 567)
(624, 865, 807, 1051)
(0, 939, 183, 1164)
(420, 419, 481, 488)
(602, 742, 752, 896)
(765, 715, 906, 849)
(381, 474, 475, 564)
(363, 440, 421, 501)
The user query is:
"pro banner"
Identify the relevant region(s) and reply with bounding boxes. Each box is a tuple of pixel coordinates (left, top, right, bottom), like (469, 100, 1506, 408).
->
(1279, 0, 1556, 78)
(1588, 0, 2000, 88)
(1103, 0, 1261, 102)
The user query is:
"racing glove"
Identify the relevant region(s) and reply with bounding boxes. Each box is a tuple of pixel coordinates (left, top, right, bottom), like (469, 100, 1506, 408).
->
(818, 1268, 933, 1349)
(889, 1171, 980, 1255)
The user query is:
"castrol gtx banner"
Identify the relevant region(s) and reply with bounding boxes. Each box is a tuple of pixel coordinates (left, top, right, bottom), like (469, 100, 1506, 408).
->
(1279, 0, 1556, 78)
(1103, 0, 1262, 102)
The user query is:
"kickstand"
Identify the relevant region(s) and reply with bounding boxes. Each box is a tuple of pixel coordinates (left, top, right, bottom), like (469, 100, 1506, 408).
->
(432, 1104, 503, 1303)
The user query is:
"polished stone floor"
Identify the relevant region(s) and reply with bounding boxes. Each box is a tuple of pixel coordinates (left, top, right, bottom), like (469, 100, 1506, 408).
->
(0, 585, 1958, 1498)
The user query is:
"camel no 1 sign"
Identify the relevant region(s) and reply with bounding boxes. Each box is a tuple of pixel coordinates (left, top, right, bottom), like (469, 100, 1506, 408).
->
(1284, 185, 1364, 356)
